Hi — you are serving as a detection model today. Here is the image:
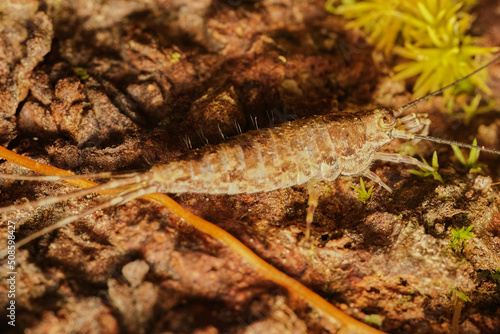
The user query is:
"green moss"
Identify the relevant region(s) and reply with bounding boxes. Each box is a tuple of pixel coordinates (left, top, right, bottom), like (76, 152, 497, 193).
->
(452, 288, 470, 302)
(365, 314, 383, 326)
(350, 177, 373, 202)
(327, 0, 499, 100)
(450, 224, 475, 255)
(451, 138, 486, 173)
(73, 67, 89, 81)
(490, 269, 500, 284)
(408, 151, 444, 183)
(171, 52, 181, 63)
(457, 94, 496, 125)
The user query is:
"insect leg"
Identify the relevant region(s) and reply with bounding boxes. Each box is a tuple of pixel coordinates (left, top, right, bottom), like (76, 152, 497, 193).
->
(0, 174, 151, 214)
(399, 113, 431, 136)
(374, 152, 434, 171)
(363, 170, 392, 192)
(0, 185, 157, 258)
(305, 181, 320, 241)
(418, 118, 430, 137)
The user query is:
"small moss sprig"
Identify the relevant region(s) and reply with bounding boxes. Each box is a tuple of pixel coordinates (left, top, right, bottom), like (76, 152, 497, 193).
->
(456, 94, 497, 124)
(452, 288, 470, 303)
(460, 94, 481, 125)
(408, 151, 444, 183)
(450, 224, 475, 254)
(73, 67, 89, 81)
(171, 52, 181, 63)
(365, 314, 383, 327)
(490, 269, 500, 284)
(328, 0, 499, 100)
(350, 177, 373, 202)
(451, 138, 485, 172)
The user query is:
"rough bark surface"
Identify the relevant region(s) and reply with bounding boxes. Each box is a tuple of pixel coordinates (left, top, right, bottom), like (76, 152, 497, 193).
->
(0, 0, 499, 333)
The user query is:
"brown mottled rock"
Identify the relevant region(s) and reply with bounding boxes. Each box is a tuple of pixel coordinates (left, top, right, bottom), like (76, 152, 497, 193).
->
(187, 85, 246, 143)
(0, 3, 53, 143)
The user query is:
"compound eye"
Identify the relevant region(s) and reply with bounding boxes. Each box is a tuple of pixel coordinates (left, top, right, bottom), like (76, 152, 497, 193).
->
(377, 112, 396, 131)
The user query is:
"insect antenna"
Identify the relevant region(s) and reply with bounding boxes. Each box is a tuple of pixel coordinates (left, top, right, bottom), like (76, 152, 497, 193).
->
(395, 53, 500, 117)
(0, 173, 153, 214)
(392, 131, 500, 155)
(0, 184, 157, 258)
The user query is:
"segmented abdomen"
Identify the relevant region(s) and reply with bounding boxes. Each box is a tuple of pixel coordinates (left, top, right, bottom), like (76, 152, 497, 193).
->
(152, 115, 350, 194)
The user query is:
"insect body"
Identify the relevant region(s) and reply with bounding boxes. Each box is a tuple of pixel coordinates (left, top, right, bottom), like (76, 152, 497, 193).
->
(1, 107, 490, 251)
(136, 107, 432, 240)
(150, 103, 460, 241)
(153, 109, 399, 194)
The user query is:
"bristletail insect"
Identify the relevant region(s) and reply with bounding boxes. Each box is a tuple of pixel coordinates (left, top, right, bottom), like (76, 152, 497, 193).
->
(1, 53, 500, 256)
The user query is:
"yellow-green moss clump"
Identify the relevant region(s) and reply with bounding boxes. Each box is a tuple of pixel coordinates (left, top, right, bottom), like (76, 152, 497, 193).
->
(327, 0, 498, 99)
